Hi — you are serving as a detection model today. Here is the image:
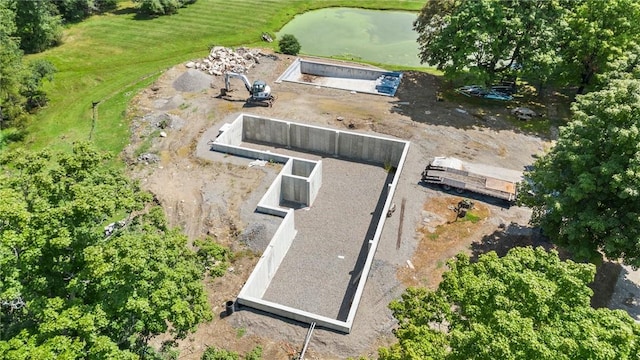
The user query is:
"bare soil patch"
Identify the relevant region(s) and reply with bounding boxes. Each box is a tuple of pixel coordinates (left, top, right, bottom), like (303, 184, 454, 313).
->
(123, 49, 622, 359)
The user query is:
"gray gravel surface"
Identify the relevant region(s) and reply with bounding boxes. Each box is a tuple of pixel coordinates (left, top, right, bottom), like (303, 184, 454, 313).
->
(262, 158, 389, 319)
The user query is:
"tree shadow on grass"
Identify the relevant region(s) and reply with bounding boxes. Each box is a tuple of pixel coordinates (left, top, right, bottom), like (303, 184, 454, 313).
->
(108, 6, 157, 20)
(469, 224, 624, 311)
(392, 70, 569, 139)
(469, 224, 557, 262)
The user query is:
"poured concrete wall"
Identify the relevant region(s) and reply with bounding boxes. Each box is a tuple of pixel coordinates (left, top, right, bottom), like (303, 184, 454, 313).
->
(242, 114, 406, 166)
(300, 59, 381, 80)
(338, 132, 406, 166)
(235, 297, 351, 333)
(291, 159, 315, 177)
(290, 123, 337, 155)
(282, 175, 309, 204)
(344, 138, 411, 328)
(215, 118, 243, 146)
(210, 142, 289, 164)
(307, 160, 322, 206)
(243, 115, 289, 146)
(257, 166, 287, 217)
(238, 209, 297, 298)
(277, 58, 402, 96)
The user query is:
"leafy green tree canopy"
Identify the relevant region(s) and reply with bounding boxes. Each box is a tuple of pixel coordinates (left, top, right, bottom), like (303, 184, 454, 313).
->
(12, 0, 62, 53)
(413, 0, 640, 92)
(0, 143, 212, 358)
(379, 247, 640, 360)
(557, 0, 640, 94)
(413, 0, 563, 85)
(519, 77, 640, 265)
(0, 0, 56, 143)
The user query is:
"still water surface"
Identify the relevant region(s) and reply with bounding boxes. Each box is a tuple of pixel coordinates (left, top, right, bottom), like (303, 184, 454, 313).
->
(276, 8, 423, 68)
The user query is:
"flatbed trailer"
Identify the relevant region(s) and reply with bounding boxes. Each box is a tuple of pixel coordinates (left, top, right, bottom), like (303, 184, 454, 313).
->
(421, 157, 523, 202)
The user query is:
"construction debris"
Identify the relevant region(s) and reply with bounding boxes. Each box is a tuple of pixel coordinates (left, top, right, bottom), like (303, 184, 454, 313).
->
(187, 46, 266, 76)
(511, 107, 538, 121)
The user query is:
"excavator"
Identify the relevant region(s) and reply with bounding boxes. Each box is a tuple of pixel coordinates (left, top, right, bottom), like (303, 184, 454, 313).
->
(221, 72, 275, 107)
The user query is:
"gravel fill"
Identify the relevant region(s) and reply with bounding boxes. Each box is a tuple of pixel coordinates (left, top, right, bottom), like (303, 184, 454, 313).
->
(172, 69, 213, 92)
(261, 157, 389, 320)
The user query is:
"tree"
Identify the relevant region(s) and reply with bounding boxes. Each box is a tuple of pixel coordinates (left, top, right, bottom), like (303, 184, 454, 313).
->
(379, 247, 640, 360)
(12, 0, 62, 53)
(519, 78, 640, 265)
(42, 0, 119, 24)
(134, 0, 196, 16)
(21, 59, 56, 111)
(556, 0, 640, 94)
(278, 34, 301, 56)
(413, 0, 563, 85)
(52, 0, 95, 23)
(0, 143, 213, 358)
(0, 2, 28, 131)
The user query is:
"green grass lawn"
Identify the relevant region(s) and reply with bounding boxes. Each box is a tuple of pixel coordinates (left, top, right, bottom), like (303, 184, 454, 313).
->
(26, 0, 424, 155)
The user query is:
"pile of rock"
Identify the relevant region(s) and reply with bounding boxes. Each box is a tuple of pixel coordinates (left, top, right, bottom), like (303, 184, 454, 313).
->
(185, 46, 263, 75)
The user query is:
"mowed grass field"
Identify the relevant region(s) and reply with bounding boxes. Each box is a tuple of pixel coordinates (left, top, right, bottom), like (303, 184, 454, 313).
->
(26, 0, 423, 155)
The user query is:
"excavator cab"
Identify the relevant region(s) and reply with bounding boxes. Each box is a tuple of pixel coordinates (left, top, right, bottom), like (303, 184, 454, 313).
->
(251, 80, 267, 95)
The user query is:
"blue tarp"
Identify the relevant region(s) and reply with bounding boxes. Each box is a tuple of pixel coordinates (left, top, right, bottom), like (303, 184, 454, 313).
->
(375, 72, 403, 96)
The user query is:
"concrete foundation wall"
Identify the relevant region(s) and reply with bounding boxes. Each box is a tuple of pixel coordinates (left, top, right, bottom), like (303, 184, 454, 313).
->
(290, 123, 337, 155)
(210, 143, 290, 164)
(291, 158, 315, 177)
(239, 210, 297, 298)
(281, 175, 309, 205)
(236, 297, 350, 333)
(300, 59, 381, 80)
(338, 132, 406, 166)
(257, 168, 287, 217)
(243, 114, 289, 146)
(215, 119, 243, 146)
(308, 160, 322, 206)
(241, 114, 406, 167)
(344, 139, 411, 327)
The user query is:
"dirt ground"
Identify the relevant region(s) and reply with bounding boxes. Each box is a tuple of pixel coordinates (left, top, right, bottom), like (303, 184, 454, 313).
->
(123, 50, 622, 359)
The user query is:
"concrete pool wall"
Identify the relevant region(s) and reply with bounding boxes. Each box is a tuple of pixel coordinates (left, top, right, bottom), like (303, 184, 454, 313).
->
(277, 58, 403, 96)
(212, 113, 409, 333)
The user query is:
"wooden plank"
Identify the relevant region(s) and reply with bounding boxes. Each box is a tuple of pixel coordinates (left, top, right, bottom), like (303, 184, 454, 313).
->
(485, 177, 516, 194)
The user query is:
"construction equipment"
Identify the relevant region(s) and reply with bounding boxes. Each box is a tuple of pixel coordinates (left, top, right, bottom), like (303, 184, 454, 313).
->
(222, 72, 275, 106)
(421, 157, 523, 202)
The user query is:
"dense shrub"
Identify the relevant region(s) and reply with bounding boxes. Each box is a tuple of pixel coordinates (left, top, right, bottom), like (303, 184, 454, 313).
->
(278, 34, 301, 55)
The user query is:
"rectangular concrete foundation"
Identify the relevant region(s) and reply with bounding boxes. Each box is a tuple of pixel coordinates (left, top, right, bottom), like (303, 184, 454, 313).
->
(277, 58, 402, 96)
(213, 113, 410, 333)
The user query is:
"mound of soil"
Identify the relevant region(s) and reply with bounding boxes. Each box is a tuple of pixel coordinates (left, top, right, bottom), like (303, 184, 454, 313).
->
(172, 69, 213, 92)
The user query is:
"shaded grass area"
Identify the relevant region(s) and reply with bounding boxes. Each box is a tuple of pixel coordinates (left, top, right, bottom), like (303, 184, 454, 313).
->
(440, 82, 573, 137)
(25, 0, 424, 156)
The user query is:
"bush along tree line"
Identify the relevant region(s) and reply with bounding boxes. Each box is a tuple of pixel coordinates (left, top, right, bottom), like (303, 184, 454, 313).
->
(0, 143, 231, 359)
(134, 0, 197, 16)
(278, 34, 301, 56)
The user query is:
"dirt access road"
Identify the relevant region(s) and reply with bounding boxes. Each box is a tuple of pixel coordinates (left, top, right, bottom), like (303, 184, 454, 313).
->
(125, 50, 553, 359)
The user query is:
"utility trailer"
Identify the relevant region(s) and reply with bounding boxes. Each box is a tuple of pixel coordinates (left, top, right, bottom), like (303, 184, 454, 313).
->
(421, 157, 523, 202)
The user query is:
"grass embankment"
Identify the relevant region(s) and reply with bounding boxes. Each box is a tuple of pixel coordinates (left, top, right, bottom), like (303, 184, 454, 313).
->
(26, 0, 424, 156)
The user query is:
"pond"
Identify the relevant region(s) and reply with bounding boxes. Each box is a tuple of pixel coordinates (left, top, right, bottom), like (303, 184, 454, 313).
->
(276, 8, 424, 68)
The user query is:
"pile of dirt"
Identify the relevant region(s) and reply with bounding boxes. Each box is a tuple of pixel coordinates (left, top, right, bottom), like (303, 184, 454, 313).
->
(172, 69, 213, 92)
